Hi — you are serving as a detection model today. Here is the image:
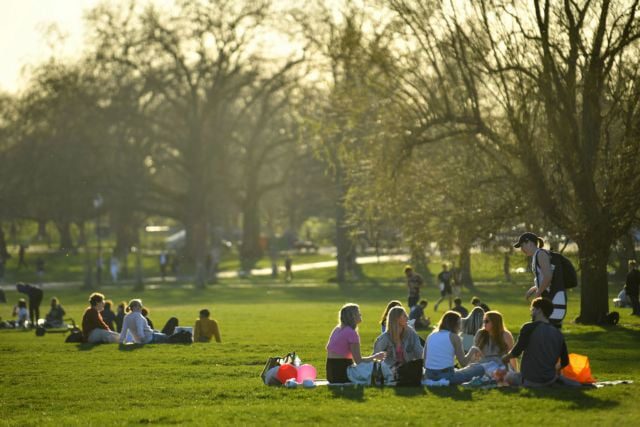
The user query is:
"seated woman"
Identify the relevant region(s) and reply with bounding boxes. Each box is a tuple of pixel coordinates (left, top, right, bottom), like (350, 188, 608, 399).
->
(81, 293, 120, 343)
(374, 306, 423, 384)
(424, 311, 483, 385)
(460, 307, 484, 352)
(12, 299, 29, 328)
(379, 300, 403, 333)
(326, 303, 386, 383)
(120, 299, 168, 344)
(44, 297, 66, 328)
(474, 311, 517, 372)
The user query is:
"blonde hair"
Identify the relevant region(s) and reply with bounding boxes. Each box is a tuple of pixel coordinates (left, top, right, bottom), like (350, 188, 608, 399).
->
(126, 299, 143, 313)
(339, 303, 360, 329)
(387, 306, 408, 345)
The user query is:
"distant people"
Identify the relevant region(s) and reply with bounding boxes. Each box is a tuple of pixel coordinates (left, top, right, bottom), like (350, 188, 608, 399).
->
(404, 265, 424, 309)
(81, 292, 119, 343)
(12, 298, 29, 328)
(434, 264, 453, 311)
(408, 299, 431, 330)
(325, 303, 386, 383)
(514, 232, 567, 328)
(460, 307, 485, 352)
(110, 256, 120, 283)
(44, 297, 66, 328)
(452, 297, 469, 317)
(474, 311, 517, 371)
(18, 244, 27, 269)
(101, 300, 117, 331)
(16, 282, 43, 326)
(141, 307, 154, 329)
(35, 257, 45, 283)
(614, 287, 630, 308)
(284, 255, 293, 282)
(471, 296, 491, 312)
(193, 309, 221, 343)
(120, 299, 168, 344)
(624, 260, 640, 316)
(380, 300, 403, 333)
(159, 252, 168, 281)
(114, 301, 126, 332)
(423, 311, 484, 384)
(374, 306, 423, 379)
(503, 298, 570, 387)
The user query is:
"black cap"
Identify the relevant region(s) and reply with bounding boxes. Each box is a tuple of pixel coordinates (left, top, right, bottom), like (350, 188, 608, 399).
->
(514, 232, 539, 248)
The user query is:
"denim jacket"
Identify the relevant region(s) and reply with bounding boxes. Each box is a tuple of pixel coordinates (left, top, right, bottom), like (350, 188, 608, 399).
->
(373, 327, 424, 367)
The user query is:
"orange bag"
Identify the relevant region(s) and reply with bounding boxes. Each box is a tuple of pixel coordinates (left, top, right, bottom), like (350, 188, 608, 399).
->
(561, 353, 596, 384)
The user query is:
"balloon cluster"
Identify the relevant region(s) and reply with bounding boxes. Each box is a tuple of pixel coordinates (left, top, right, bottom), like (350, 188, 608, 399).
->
(275, 363, 317, 386)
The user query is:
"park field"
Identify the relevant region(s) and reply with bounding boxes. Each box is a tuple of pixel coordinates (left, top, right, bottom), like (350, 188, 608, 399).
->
(1, 264, 639, 426)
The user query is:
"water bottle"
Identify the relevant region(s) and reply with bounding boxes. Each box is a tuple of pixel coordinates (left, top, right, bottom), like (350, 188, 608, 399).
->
(294, 355, 301, 367)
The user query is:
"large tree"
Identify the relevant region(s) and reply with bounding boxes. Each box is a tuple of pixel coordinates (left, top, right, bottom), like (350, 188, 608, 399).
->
(388, 0, 640, 323)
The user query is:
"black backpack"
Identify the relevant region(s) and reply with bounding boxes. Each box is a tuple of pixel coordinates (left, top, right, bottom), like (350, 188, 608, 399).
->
(549, 251, 578, 289)
(65, 330, 84, 343)
(167, 330, 192, 344)
(537, 250, 578, 290)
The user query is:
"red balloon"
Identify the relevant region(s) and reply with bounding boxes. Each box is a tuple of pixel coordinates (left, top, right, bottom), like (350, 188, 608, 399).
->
(276, 364, 298, 384)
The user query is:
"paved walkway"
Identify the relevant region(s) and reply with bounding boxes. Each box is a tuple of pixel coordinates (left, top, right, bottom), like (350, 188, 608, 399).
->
(0, 254, 408, 290)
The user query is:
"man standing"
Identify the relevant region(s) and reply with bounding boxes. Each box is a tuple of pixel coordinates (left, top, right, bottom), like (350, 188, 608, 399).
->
(434, 264, 453, 312)
(503, 298, 570, 387)
(16, 283, 43, 326)
(625, 260, 640, 316)
(404, 265, 423, 309)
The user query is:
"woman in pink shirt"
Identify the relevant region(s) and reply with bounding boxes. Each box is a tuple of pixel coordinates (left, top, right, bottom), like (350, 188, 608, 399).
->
(326, 303, 386, 383)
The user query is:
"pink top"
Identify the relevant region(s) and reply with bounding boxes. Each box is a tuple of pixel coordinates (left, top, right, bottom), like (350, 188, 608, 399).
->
(326, 326, 360, 358)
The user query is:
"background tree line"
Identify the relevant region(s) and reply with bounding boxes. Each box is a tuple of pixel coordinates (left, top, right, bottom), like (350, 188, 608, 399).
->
(1, 0, 639, 323)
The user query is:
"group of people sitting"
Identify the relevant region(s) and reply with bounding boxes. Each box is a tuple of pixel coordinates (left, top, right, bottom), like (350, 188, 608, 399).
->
(326, 296, 572, 387)
(68, 292, 221, 344)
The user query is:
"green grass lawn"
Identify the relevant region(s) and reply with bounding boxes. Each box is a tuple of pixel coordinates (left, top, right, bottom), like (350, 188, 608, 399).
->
(1, 264, 639, 426)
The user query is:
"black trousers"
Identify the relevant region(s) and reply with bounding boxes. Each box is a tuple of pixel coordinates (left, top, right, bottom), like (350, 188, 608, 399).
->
(326, 358, 353, 383)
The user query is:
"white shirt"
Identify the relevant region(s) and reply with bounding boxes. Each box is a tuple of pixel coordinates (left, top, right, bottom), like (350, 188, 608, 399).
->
(120, 311, 153, 344)
(425, 330, 455, 370)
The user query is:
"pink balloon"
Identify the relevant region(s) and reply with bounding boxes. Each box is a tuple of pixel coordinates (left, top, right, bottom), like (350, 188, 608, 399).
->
(276, 364, 298, 384)
(296, 364, 317, 383)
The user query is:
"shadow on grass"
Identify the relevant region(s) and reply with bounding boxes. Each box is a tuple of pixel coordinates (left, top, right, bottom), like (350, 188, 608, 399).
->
(426, 386, 474, 401)
(119, 343, 145, 351)
(519, 386, 620, 410)
(328, 384, 365, 401)
(393, 386, 426, 397)
(76, 343, 101, 351)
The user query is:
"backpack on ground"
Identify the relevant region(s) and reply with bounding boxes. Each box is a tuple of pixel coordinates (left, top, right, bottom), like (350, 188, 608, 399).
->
(65, 330, 84, 343)
(167, 330, 192, 344)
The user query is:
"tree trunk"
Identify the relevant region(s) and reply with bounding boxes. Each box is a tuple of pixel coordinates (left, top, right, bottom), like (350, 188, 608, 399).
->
(36, 220, 49, 244)
(335, 168, 352, 287)
(55, 221, 73, 253)
(576, 236, 611, 324)
(240, 186, 262, 272)
(410, 243, 432, 286)
(458, 242, 475, 290)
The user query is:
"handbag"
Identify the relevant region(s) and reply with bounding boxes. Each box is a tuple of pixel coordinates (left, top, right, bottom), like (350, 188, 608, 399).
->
(260, 351, 296, 384)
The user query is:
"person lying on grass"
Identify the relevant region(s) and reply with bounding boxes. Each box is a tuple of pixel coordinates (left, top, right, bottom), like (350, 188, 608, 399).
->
(120, 299, 169, 344)
(423, 311, 484, 385)
(326, 303, 386, 383)
(502, 297, 571, 387)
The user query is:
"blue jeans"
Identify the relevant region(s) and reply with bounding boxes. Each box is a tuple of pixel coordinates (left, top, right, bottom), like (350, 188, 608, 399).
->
(151, 332, 168, 343)
(426, 364, 485, 385)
